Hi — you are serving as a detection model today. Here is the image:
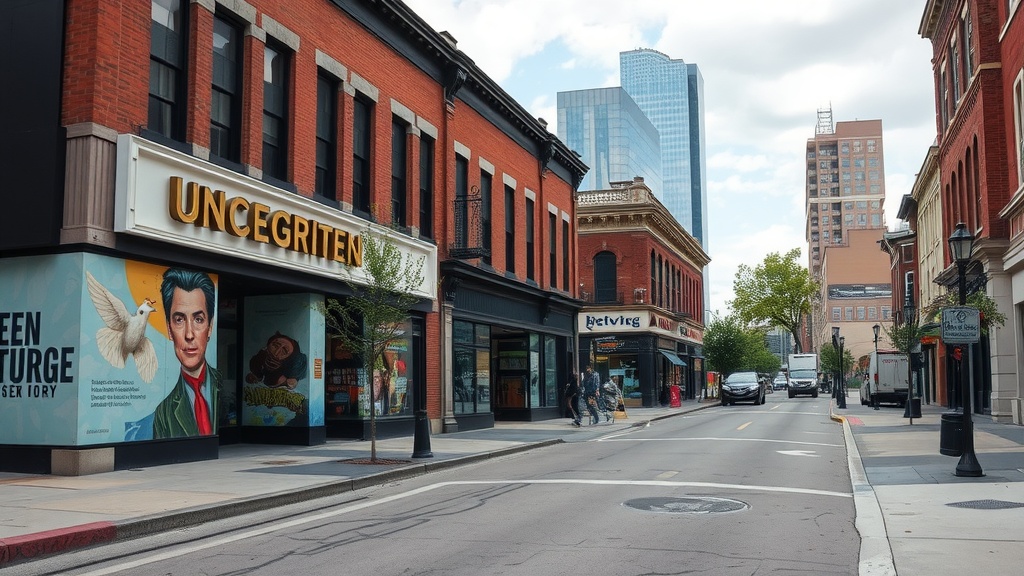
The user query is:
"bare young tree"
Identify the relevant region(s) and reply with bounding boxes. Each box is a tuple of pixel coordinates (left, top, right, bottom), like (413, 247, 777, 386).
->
(318, 227, 425, 461)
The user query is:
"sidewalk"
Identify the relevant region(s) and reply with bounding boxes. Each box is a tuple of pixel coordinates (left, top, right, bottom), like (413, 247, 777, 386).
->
(2, 395, 1023, 575)
(0, 402, 711, 568)
(833, 390, 1024, 576)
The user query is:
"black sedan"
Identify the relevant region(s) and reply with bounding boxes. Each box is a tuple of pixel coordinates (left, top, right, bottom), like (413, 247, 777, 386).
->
(721, 371, 766, 405)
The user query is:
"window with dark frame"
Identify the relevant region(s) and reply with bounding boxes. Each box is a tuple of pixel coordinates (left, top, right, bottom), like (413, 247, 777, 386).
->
(455, 155, 468, 248)
(594, 251, 617, 303)
(263, 41, 289, 182)
(391, 118, 408, 227)
(211, 15, 242, 163)
(548, 211, 557, 288)
(149, 0, 187, 141)
(315, 72, 337, 199)
(352, 97, 372, 214)
(419, 137, 434, 238)
(504, 185, 515, 273)
(526, 198, 535, 281)
(561, 219, 569, 291)
(480, 170, 492, 264)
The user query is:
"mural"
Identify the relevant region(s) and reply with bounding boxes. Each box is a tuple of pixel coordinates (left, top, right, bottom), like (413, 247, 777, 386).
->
(0, 253, 219, 445)
(242, 294, 324, 428)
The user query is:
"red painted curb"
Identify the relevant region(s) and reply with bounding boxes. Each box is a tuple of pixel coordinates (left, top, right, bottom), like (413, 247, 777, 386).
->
(0, 521, 117, 565)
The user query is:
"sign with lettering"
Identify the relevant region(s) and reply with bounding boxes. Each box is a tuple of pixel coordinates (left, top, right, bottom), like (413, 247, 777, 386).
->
(941, 306, 981, 344)
(114, 135, 436, 299)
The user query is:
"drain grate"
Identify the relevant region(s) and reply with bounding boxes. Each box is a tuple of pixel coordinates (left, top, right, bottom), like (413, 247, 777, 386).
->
(946, 499, 1024, 510)
(624, 496, 749, 514)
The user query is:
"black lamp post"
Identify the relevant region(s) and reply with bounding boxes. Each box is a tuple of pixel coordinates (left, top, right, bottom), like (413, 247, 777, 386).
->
(838, 335, 846, 408)
(903, 295, 918, 423)
(949, 222, 982, 477)
(872, 323, 881, 410)
(832, 326, 846, 409)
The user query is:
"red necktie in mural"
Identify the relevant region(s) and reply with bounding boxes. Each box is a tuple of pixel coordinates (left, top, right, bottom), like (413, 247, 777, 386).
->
(182, 367, 212, 435)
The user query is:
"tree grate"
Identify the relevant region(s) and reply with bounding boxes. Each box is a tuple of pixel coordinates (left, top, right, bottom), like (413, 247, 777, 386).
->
(946, 499, 1024, 510)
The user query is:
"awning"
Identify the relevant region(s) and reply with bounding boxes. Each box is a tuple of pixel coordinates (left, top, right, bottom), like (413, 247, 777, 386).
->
(659, 350, 687, 366)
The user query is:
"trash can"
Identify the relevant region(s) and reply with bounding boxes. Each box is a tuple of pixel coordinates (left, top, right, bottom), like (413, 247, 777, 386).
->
(903, 398, 922, 419)
(939, 412, 964, 457)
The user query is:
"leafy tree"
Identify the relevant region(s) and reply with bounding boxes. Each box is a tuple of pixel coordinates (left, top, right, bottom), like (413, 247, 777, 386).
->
(318, 228, 425, 461)
(820, 341, 854, 377)
(731, 248, 818, 353)
(921, 289, 1006, 333)
(704, 315, 780, 376)
(704, 314, 747, 376)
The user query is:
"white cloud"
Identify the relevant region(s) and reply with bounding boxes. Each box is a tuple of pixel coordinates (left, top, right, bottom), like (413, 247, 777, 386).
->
(404, 0, 937, 316)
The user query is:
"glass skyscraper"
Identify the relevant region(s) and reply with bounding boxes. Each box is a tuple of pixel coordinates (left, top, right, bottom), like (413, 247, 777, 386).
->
(556, 87, 662, 193)
(620, 49, 707, 251)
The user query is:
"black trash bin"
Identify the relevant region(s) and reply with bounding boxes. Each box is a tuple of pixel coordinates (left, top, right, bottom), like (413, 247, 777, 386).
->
(939, 412, 964, 457)
(903, 398, 922, 419)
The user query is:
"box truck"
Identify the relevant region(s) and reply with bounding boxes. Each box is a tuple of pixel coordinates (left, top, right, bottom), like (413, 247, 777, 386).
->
(862, 350, 910, 407)
(787, 353, 819, 398)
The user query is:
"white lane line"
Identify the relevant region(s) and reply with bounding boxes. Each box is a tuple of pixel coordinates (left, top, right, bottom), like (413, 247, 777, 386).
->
(600, 437, 842, 447)
(770, 405, 781, 411)
(76, 479, 851, 575)
(655, 471, 679, 480)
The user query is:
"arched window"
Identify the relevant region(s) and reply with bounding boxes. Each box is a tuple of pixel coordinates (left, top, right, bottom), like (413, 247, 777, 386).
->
(594, 251, 617, 303)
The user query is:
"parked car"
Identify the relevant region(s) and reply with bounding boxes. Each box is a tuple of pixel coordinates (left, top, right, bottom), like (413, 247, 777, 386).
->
(721, 371, 766, 405)
(773, 375, 788, 390)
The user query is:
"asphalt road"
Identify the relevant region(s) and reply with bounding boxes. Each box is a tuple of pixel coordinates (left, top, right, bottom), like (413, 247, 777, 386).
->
(34, 394, 860, 576)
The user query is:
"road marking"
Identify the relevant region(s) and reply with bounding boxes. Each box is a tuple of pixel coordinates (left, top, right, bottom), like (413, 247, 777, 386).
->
(737, 421, 752, 430)
(770, 405, 780, 410)
(74, 479, 851, 575)
(600, 437, 842, 447)
(777, 450, 819, 457)
(655, 471, 679, 480)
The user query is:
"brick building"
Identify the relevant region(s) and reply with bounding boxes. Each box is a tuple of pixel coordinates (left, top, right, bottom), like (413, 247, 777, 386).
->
(0, 0, 586, 474)
(919, 0, 1020, 422)
(576, 178, 709, 405)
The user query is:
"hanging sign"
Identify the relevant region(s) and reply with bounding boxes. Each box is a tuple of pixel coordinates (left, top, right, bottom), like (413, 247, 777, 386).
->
(941, 306, 980, 344)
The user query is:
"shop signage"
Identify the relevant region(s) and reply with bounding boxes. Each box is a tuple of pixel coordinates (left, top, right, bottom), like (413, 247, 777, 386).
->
(114, 135, 436, 299)
(581, 313, 643, 332)
(941, 306, 980, 344)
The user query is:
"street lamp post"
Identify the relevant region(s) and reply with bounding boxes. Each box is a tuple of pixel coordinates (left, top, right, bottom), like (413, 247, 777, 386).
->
(838, 335, 846, 409)
(872, 323, 881, 410)
(949, 222, 982, 477)
(831, 326, 840, 404)
(903, 295, 918, 423)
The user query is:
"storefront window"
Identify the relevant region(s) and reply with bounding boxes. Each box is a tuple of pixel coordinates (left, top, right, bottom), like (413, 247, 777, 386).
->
(529, 333, 540, 407)
(454, 320, 490, 414)
(325, 317, 414, 419)
(544, 335, 558, 407)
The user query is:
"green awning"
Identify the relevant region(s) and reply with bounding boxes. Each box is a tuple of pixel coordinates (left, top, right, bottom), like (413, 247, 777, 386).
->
(660, 350, 687, 366)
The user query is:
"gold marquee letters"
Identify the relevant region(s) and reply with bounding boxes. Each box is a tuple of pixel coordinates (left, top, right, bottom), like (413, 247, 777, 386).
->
(167, 176, 362, 267)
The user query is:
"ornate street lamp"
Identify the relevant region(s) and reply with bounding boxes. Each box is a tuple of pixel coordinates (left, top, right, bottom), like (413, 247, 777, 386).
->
(872, 323, 881, 410)
(903, 295, 919, 422)
(948, 222, 982, 477)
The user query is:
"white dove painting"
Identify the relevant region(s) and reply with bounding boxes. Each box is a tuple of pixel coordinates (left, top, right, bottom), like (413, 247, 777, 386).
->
(85, 271, 159, 383)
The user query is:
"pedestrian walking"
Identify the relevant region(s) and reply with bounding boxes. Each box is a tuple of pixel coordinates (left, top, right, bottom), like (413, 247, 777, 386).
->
(582, 364, 601, 425)
(565, 371, 581, 427)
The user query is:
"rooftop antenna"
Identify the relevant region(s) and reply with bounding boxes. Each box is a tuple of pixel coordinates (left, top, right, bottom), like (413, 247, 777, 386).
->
(816, 105, 834, 135)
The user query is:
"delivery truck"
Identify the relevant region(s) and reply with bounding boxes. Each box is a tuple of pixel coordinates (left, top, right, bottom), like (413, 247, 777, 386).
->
(787, 353, 819, 398)
(862, 350, 910, 407)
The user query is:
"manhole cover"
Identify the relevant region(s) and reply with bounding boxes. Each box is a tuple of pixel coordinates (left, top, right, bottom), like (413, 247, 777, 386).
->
(946, 499, 1024, 510)
(624, 496, 749, 514)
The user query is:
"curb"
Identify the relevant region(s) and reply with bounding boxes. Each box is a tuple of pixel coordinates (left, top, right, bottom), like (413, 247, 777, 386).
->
(2, 407, 714, 568)
(831, 400, 897, 576)
(0, 438, 565, 568)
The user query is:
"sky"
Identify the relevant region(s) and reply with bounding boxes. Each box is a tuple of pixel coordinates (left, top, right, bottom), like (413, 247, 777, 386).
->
(403, 0, 937, 318)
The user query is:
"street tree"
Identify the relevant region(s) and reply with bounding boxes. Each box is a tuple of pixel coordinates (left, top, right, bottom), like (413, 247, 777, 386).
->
(704, 315, 779, 376)
(731, 248, 817, 353)
(318, 227, 425, 461)
(704, 314, 747, 376)
(820, 341, 854, 377)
